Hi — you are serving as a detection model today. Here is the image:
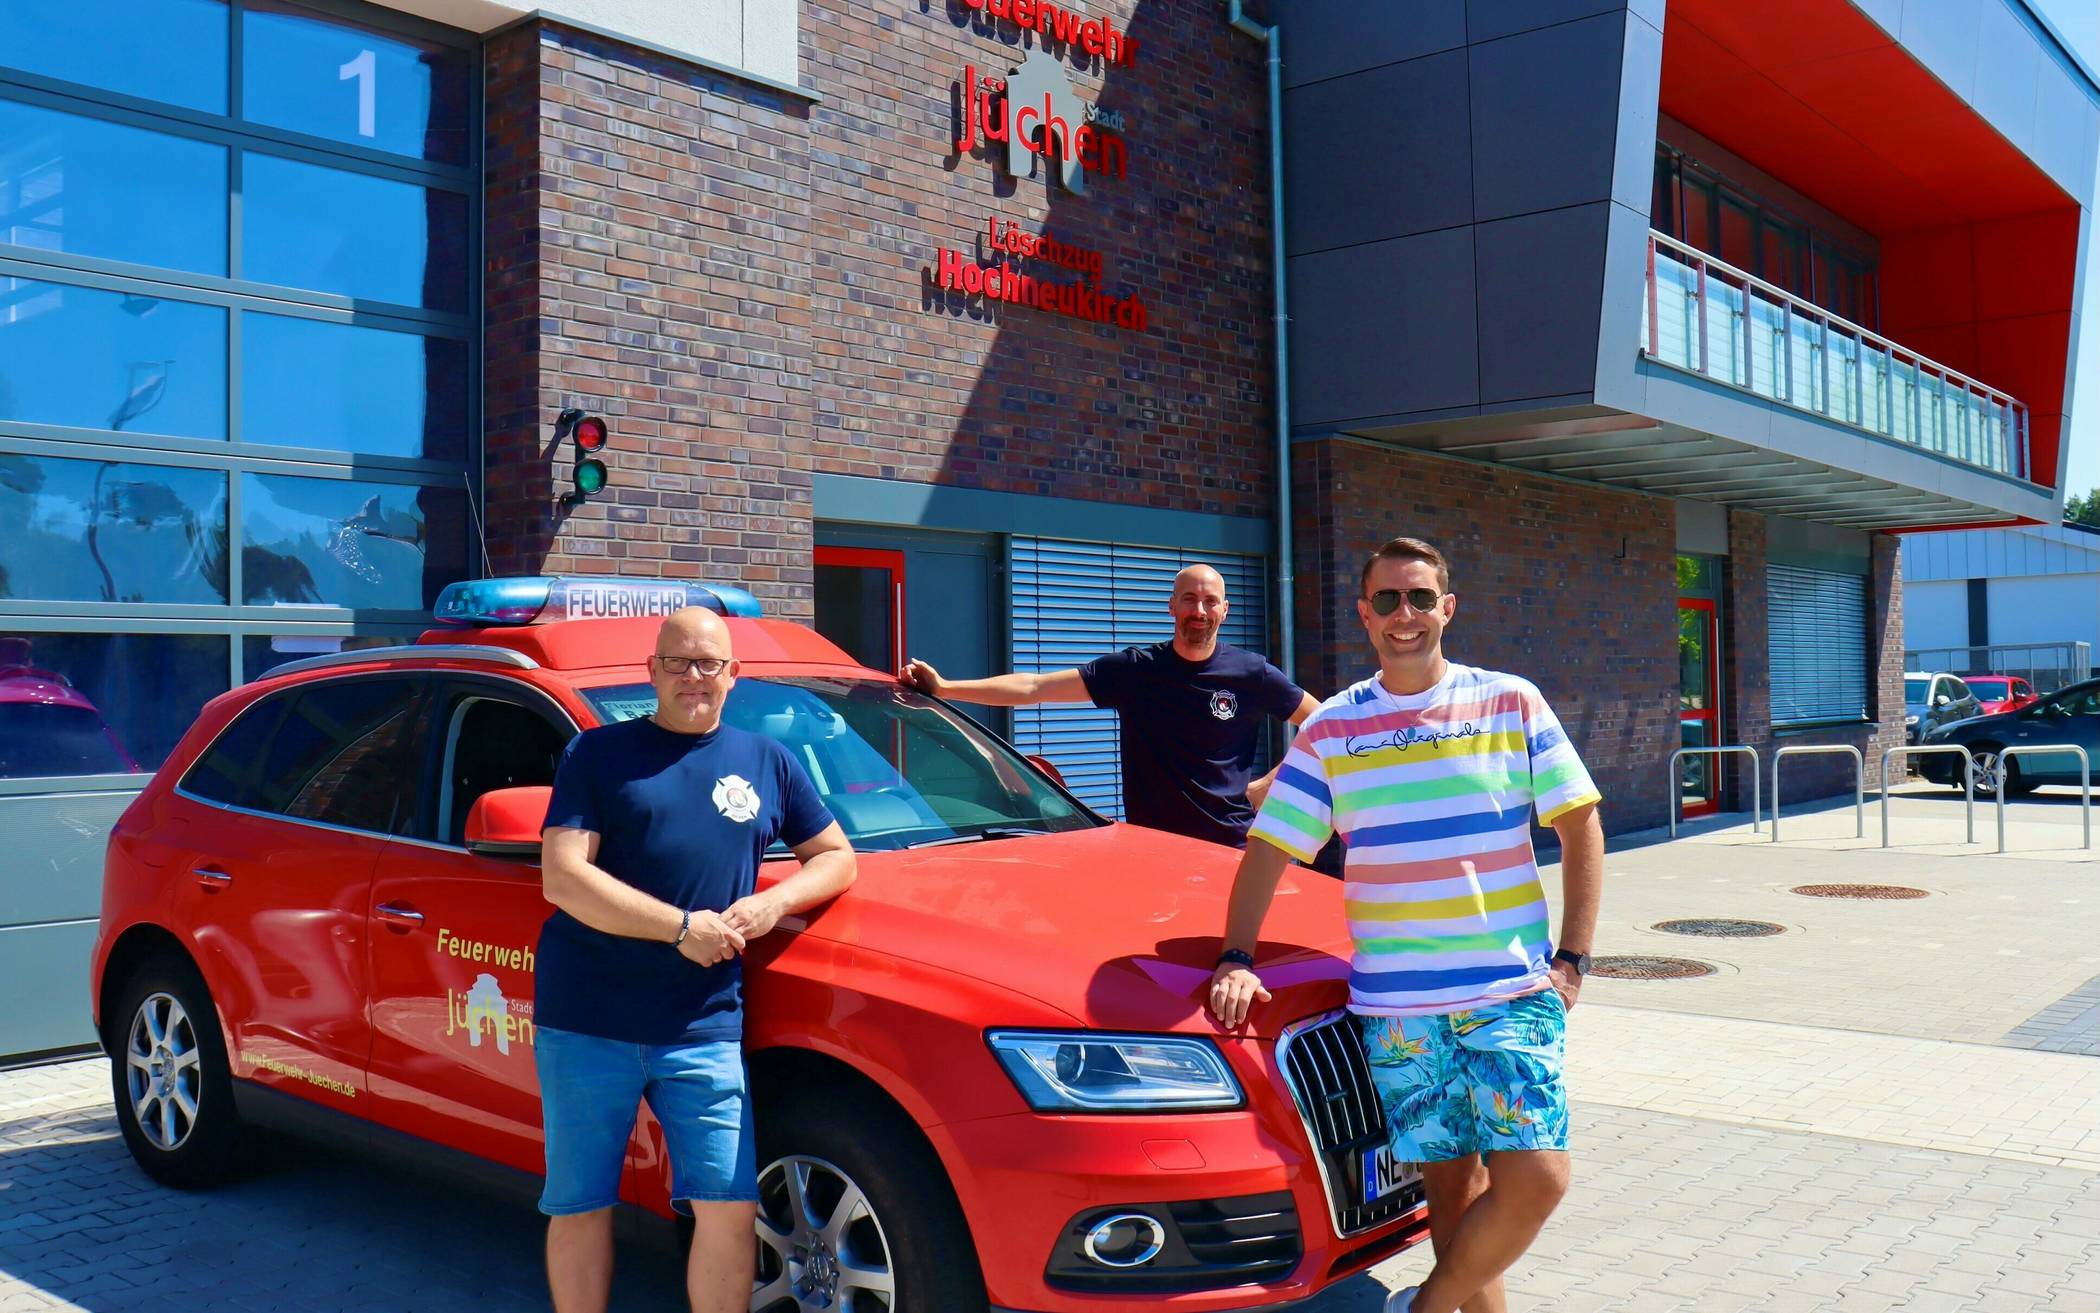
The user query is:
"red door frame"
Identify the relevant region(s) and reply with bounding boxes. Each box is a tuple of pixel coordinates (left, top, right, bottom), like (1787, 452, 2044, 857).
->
(814, 546, 907, 672)
(1679, 598, 1721, 818)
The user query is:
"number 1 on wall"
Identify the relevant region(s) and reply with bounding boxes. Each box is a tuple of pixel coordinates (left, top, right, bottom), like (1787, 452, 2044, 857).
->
(338, 49, 376, 138)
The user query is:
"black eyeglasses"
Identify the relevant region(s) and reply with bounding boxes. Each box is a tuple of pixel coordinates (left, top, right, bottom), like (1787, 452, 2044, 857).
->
(653, 655, 729, 677)
(1367, 588, 1444, 616)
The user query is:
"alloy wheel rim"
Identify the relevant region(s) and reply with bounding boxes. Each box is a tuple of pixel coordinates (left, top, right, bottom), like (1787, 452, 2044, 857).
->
(1972, 753, 2006, 795)
(125, 992, 202, 1152)
(752, 1154, 895, 1312)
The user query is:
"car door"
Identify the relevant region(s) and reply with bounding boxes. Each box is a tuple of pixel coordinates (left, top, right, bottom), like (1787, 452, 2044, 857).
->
(363, 676, 578, 1176)
(171, 675, 427, 1106)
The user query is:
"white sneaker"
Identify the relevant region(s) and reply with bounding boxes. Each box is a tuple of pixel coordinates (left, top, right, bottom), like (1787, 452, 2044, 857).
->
(1383, 1287, 1419, 1313)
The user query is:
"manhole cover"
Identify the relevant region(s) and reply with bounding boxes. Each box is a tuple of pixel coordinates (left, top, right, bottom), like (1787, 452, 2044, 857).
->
(1653, 918, 1787, 938)
(1591, 955, 1716, 980)
(1790, 884, 1929, 900)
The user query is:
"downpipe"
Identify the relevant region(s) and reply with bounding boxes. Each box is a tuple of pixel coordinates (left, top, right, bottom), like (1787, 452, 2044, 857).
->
(1226, 1, 1295, 679)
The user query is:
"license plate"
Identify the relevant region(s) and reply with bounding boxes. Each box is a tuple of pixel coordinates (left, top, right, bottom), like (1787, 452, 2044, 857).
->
(1360, 1144, 1418, 1205)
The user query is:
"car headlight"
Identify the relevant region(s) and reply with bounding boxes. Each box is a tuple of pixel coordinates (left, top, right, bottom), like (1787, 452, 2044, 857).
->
(987, 1031, 1244, 1111)
(1905, 714, 1919, 726)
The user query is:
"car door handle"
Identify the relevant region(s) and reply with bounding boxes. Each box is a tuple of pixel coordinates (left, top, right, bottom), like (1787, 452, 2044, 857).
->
(193, 868, 233, 892)
(375, 901, 425, 931)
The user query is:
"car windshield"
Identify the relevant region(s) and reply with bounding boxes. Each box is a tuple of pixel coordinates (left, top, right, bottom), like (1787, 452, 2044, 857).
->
(0, 703, 137, 778)
(1966, 679, 2009, 698)
(1904, 677, 1931, 702)
(581, 676, 1097, 852)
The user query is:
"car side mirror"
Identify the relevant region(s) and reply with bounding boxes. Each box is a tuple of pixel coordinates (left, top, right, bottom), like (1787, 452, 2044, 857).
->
(1024, 754, 1067, 790)
(465, 785, 552, 861)
(1933, 693, 1952, 707)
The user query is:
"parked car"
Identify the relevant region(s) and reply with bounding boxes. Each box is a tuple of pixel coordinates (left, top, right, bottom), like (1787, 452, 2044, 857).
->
(92, 576, 1426, 1313)
(0, 646, 142, 779)
(1904, 671, 1981, 745)
(1920, 676, 2100, 798)
(1957, 673, 2039, 717)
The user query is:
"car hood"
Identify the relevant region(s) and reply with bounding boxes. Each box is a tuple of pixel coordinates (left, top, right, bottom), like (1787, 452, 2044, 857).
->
(789, 824, 1357, 1037)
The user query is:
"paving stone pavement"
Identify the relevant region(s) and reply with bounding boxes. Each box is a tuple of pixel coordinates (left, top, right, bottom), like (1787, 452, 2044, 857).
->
(6, 806, 2100, 1311)
(2006, 971, 2100, 1058)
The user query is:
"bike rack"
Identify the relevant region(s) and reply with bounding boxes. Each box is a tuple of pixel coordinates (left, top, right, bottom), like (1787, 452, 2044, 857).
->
(1991, 744, 2093, 854)
(1667, 746, 1760, 837)
(1772, 744, 1864, 843)
(1878, 745, 1974, 847)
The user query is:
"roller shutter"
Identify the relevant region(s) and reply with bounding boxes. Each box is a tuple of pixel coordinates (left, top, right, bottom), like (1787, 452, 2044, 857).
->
(1768, 564, 1869, 726)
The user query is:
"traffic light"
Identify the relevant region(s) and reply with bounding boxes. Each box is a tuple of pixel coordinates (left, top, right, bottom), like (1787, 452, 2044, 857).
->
(558, 408, 608, 505)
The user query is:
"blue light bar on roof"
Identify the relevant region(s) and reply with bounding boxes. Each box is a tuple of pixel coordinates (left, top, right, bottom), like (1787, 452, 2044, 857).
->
(432, 576, 764, 626)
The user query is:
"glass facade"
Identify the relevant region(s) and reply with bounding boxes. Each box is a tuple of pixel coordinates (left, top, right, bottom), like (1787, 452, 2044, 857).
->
(0, 0, 477, 785)
(1651, 144, 1878, 329)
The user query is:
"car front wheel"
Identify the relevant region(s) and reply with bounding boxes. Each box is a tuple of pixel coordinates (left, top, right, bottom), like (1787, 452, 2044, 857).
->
(110, 956, 245, 1188)
(1969, 748, 2037, 800)
(752, 1084, 986, 1313)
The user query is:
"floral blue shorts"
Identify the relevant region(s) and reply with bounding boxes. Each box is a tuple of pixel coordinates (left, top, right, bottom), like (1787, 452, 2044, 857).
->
(1358, 990, 1570, 1162)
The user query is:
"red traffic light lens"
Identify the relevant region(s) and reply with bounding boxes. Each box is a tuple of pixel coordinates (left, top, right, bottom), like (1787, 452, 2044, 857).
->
(575, 417, 607, 451)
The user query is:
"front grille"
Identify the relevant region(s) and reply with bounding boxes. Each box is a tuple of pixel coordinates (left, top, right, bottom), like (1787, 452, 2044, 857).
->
(1043, 1192, 1300, 1292)
(1278, 1010, 1427, 1237)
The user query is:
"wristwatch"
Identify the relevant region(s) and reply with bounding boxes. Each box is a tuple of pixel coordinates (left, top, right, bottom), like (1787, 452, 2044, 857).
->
(1216, 948, 1256, 971)
(1552, 948, 1592, 976)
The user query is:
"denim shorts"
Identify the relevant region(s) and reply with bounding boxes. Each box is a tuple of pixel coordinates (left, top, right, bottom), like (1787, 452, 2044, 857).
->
(536, 1026, 758, 1215)
(1358, 990, 1570, 1162)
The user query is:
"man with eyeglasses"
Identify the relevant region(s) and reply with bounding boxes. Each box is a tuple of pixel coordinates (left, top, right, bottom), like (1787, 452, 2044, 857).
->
(535, 606, 857, 1313)
(899, 563, 1319, 848)
(1207, 537, 1604, 1313)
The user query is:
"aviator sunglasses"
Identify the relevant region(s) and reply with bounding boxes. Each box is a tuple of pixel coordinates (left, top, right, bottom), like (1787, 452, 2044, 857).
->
(1367, 587, 1445, 616)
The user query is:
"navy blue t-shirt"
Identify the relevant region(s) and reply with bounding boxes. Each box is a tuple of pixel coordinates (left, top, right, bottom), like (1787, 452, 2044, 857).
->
(536, 717, 834, 1045)
(1079, 641, 1305, 847)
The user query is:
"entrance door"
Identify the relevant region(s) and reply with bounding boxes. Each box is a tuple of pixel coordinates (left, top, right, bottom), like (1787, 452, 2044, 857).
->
(813, 547, 905, 673)
(1678, 599, 1720, 816)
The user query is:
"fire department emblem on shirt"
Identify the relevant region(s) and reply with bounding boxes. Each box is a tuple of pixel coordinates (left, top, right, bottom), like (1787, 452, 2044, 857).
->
(1209, 690, 1238, 721)
(713, 775, 761, 823)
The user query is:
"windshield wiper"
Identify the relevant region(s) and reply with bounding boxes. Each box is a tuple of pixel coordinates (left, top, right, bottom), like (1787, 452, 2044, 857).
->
(903, 827, 1051, 849)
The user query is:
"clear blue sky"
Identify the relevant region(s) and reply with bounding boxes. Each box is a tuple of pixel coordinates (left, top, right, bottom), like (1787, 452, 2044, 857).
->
(2032, 0, 2100, 496)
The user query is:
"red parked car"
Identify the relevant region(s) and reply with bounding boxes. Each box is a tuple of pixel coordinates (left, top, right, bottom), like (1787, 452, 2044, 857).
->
(1960, 674, 2040, 716)
(92, 576, 1427, 1312)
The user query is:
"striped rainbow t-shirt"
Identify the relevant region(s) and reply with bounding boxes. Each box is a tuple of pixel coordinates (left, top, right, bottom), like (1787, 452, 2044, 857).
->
(1249, 663, 1601, 1017)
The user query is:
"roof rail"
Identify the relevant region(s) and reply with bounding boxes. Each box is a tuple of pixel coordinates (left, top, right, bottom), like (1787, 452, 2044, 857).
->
(257, 644, 540, 680)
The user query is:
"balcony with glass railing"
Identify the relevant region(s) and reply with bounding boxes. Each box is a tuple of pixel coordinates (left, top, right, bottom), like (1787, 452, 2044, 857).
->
(1641, 231, 2032, 481)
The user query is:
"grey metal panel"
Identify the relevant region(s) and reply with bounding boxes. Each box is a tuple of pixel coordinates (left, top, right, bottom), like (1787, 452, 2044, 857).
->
(1972, 0, 2043, 157)
(1288, 227, 1479, 428)
(1475, 203, 1611, 404)
(1282, 50, 1473, 255)
(1594, 201, 1657, 411)
(2032, 67, 2100, 211)
(0, 920, 98, 1055)
(810, 474, 1270, 555)
(1468, 13, 1627, 223)
(1677, 499, 1730, 556)
(1611, 9, 1665, 216)
(1899, 0, 1983, 104)
(0, 791, 133, 927)
(1464, 0, 1627, 45)
(1272, 0, 1467, 88)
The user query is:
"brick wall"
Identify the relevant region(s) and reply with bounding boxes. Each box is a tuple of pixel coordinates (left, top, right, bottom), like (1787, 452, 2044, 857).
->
(480, 3, 1277, 618)
(482, 23, 821, 615)
(799, 0, 1274, 516)
(1291, 440, 1680, 835)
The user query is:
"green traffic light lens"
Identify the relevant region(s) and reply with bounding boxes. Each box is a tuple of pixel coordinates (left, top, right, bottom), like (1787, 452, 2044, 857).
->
(575, 459, 607, 496)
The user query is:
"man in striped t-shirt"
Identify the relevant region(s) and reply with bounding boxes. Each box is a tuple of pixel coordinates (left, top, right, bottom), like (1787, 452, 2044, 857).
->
(1207, 537, 1604, 1313)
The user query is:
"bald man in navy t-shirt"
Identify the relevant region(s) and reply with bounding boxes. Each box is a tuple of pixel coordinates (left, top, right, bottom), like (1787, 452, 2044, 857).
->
(901, 564, 1319, 847)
